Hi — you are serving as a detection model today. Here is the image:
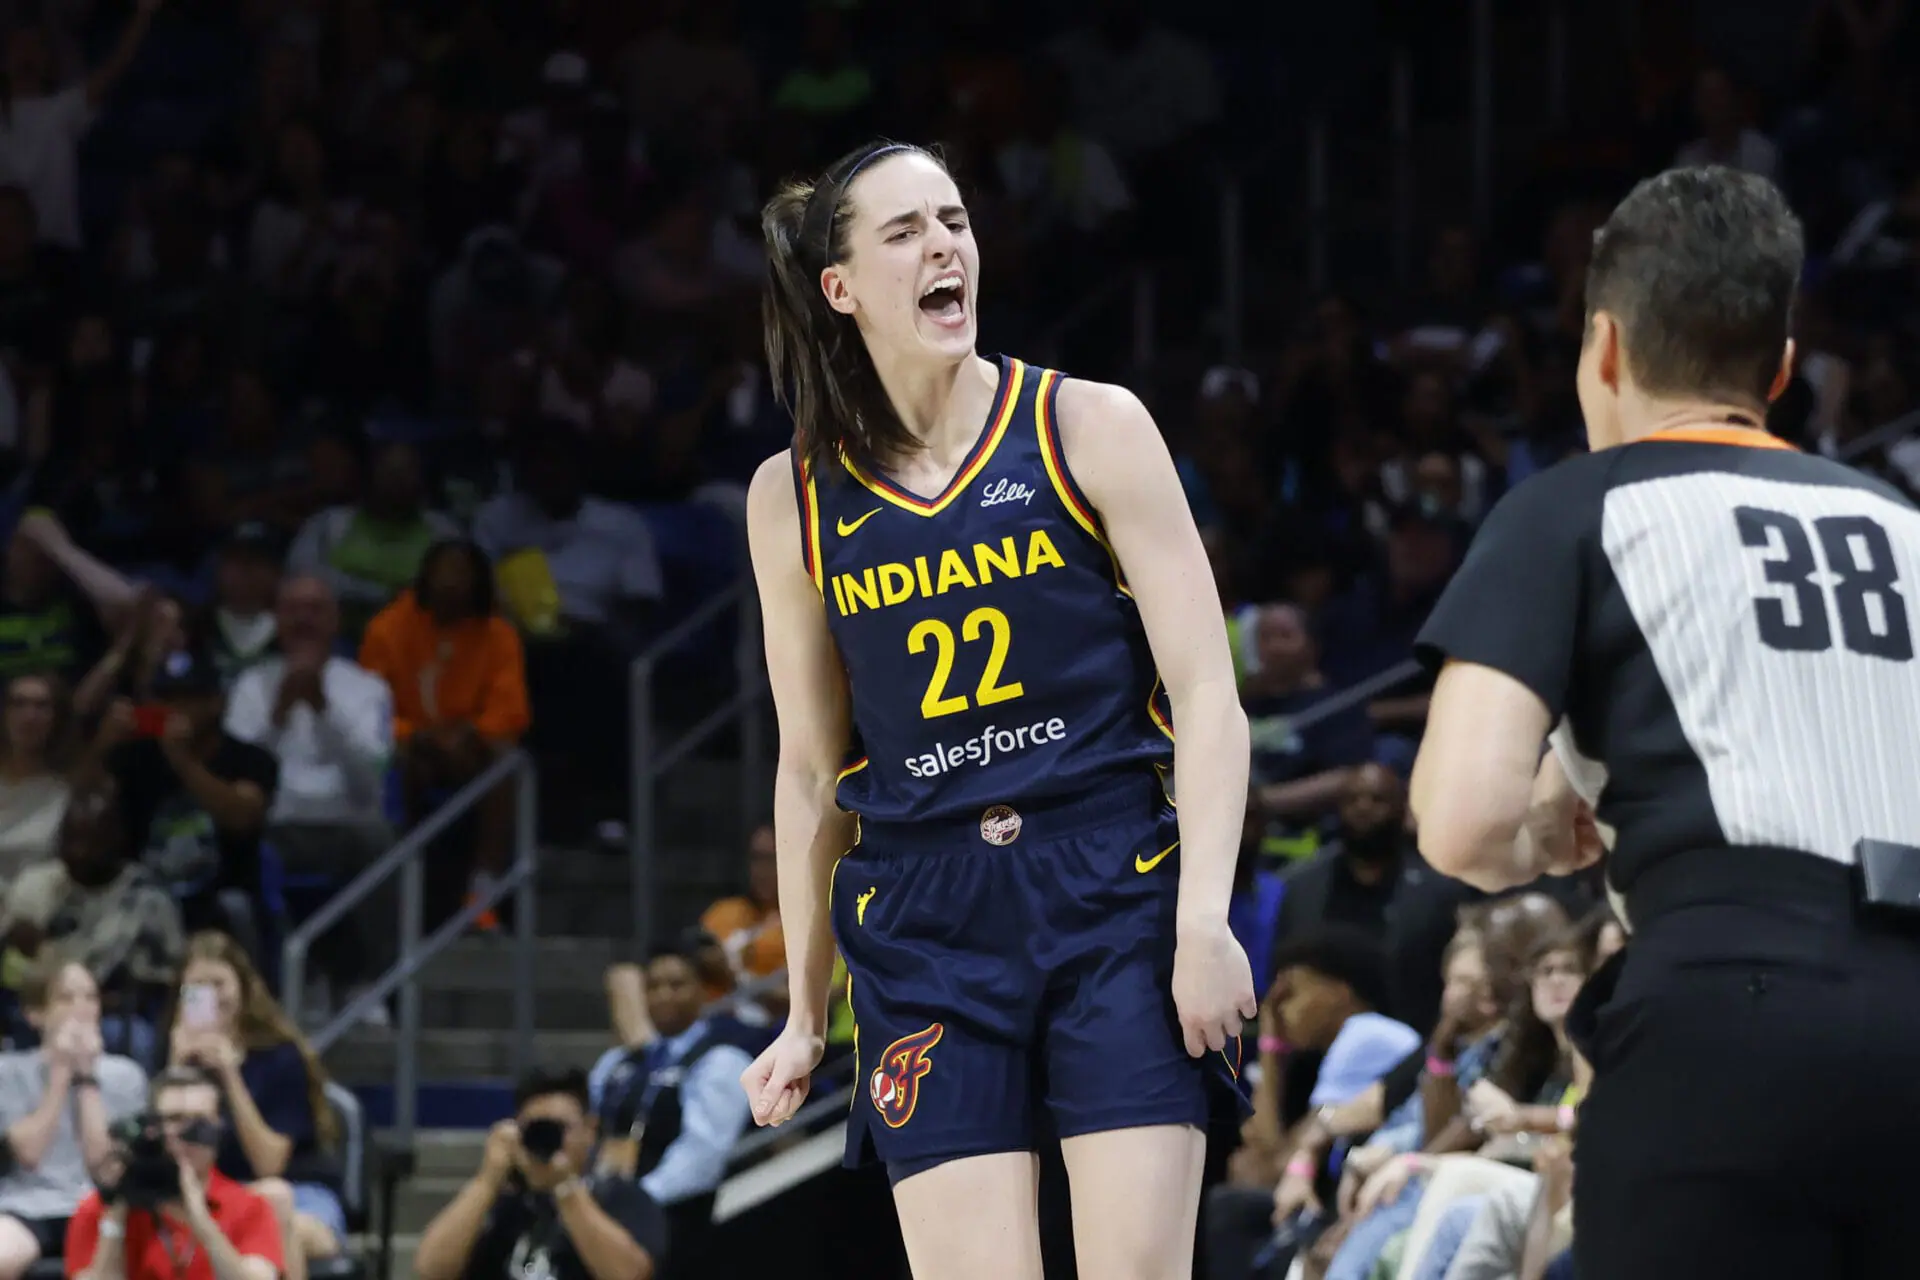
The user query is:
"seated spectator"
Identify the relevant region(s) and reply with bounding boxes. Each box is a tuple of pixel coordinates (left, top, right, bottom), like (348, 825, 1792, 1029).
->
(286, 440, 459, 643)
(1316, 505, 1461, 709)
(358, 540, 530, 926)
(0, 773, 182, 1063)
(223, 574, 394, 1022)
(1210, 928, 1416, 1279)
(1328, 922, 1594, 1280)
(475, 432, 659, 809)
(414, 1066, 666, 1280)
(64, 1065, 285, 1280)
(592, 942, 755, 1276)
(0, 671, 73, 882)
(698, 823, 782, 984)
(200, 525, 286, 689)
(168, 932, 346, 1280)
(1242, 604, 1375, 863)
(0, 958, 145, 1280)
(1267, 766, 1418, 988)
(1335, 929, 1504, 1186)
(104, 648, 278, 939)
(1675, 66, 1780, 183)
(474, 433, 664, 647)
(0, 521, 112, 687)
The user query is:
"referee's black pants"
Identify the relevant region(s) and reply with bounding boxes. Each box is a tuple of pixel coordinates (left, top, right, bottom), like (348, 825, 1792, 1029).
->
(1575, 846, 1920, 1280)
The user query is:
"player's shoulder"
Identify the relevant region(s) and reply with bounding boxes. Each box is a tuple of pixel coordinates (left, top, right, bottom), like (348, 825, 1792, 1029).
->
(747, 449, 804, 528)
(1051, 376, 1169, 494)
(1053, 375, 1148, 434)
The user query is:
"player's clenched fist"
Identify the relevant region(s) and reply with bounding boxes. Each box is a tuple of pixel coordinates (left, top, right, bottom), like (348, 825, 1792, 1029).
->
(741, 1026, 826, 1127)
(1171, 916, 1259, 1058)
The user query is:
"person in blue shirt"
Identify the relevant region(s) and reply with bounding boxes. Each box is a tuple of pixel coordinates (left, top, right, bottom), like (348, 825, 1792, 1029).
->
(167, 930, 347, 1280)
(590, 941, 755, 1279)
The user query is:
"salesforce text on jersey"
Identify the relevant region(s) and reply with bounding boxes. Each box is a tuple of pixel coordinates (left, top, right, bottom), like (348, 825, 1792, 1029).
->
(903, 717, 1069, 777)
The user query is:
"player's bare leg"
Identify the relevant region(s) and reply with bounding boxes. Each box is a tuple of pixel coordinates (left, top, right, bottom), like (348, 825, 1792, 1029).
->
(1060, 1124, 1207, 1280)
(891, 1151, 1045, 1280)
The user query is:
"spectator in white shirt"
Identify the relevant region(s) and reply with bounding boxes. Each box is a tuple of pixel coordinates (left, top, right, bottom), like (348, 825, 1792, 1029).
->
(472, 431, 664, 643)
(473, 431, 660, 820)
(1674, 66, 1781, 184)
(223, 576, 394, 1024)
(0, 1, 159, 248)
(0, 672, 73, 885)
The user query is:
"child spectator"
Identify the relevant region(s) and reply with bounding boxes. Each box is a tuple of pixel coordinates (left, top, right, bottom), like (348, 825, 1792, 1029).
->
(167, 931, 346, 1280)
(0, 957, 145, 1279)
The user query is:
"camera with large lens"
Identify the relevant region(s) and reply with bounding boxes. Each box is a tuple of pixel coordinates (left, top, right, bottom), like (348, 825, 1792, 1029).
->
(106, 1113, 182, 1209)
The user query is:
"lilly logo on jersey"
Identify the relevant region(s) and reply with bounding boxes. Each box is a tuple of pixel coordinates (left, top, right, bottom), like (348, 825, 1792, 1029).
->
(830, 529, 1067, 618)
(870, 1023, 944, 1128)
(902, 716, 1068, 778)
(980, 477, 1036, 508)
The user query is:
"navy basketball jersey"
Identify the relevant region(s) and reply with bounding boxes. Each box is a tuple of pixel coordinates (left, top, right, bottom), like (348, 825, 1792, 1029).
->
(794, 355, 1174, 825)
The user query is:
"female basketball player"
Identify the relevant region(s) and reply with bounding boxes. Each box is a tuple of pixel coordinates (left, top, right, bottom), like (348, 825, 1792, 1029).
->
(739, 140, 1257, 1280)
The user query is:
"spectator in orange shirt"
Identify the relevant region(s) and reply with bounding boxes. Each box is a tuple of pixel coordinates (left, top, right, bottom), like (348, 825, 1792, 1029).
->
(358, 540, 529, 928)
(700, 823, 782, 981)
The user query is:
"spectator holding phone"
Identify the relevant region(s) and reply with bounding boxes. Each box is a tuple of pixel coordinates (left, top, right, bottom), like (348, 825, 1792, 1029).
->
(415, 1066, 666, 1280)
(0, 957, 145, 1279)
(167, 932, 346, 1280)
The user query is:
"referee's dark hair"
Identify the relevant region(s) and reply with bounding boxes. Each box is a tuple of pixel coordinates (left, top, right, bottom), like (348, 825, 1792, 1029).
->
(1268, 925, 1393, 1013)
(1585, 165, 1804, 406)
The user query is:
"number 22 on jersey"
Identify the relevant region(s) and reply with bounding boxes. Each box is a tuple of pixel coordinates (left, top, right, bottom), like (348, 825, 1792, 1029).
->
(908, 607, 1025, 719)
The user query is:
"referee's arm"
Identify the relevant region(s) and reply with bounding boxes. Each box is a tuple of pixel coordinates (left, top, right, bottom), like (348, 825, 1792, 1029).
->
(1409, 468, 1590, 890)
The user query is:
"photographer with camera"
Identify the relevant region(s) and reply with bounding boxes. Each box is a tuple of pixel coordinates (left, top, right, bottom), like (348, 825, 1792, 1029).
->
(415, 1067, 665, 1280)
(0, 958, 146, 1279)
(65, 1067, 283, 1280)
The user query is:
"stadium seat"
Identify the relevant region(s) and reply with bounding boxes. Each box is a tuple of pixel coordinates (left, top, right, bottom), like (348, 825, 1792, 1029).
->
(314, 1081, 372, 1280)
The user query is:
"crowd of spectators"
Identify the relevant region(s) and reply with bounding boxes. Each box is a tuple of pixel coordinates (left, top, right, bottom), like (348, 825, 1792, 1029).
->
(0, 0, 1908, 1277)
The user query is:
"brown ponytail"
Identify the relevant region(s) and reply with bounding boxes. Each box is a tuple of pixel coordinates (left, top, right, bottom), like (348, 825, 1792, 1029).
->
(762, 139, 946, 476)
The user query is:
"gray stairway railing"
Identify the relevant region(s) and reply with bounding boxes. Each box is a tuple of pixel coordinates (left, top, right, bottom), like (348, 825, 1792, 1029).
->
(283, 748, 539, 1142)
(628, 580, 768, 959)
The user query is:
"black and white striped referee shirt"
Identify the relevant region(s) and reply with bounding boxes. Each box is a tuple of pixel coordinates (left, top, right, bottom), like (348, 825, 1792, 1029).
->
(1414, 424, 1920, 898)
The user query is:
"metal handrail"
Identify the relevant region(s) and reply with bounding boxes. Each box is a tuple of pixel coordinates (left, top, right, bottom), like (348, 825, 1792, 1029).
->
(283, 748, 538, 1141)
(628, 578, 767, 963)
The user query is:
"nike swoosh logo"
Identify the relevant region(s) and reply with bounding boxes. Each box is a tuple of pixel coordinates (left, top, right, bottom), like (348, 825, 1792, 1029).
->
(1135, 842, 1178, 874)
(837, 507, 883, 536)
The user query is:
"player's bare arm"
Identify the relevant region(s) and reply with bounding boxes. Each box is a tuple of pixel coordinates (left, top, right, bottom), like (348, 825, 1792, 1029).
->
(742, 451, 860, 1122)
(1057, 377, 1258, 1053)
(1410, 661, 1559, 890)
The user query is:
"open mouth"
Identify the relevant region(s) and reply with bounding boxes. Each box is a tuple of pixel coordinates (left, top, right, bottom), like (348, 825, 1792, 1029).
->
(917, 275, 966, 327)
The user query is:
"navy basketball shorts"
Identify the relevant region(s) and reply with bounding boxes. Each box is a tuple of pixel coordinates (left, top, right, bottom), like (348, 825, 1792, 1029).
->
(830, 778, 1248, 1183)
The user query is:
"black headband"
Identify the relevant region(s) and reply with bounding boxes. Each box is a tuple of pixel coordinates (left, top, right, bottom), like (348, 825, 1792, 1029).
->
(800, 144, 916, 269)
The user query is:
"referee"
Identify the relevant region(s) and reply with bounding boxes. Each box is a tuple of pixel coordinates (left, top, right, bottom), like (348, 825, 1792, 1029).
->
(1406, 165, 1920, 1279)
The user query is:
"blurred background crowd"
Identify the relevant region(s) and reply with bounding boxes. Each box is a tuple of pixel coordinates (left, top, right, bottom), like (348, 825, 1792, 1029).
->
(0, 0, 1909, 1276)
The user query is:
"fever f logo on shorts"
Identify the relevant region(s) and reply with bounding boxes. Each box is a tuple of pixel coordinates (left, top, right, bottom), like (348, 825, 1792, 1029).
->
(869, 1023, 944, 1128)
